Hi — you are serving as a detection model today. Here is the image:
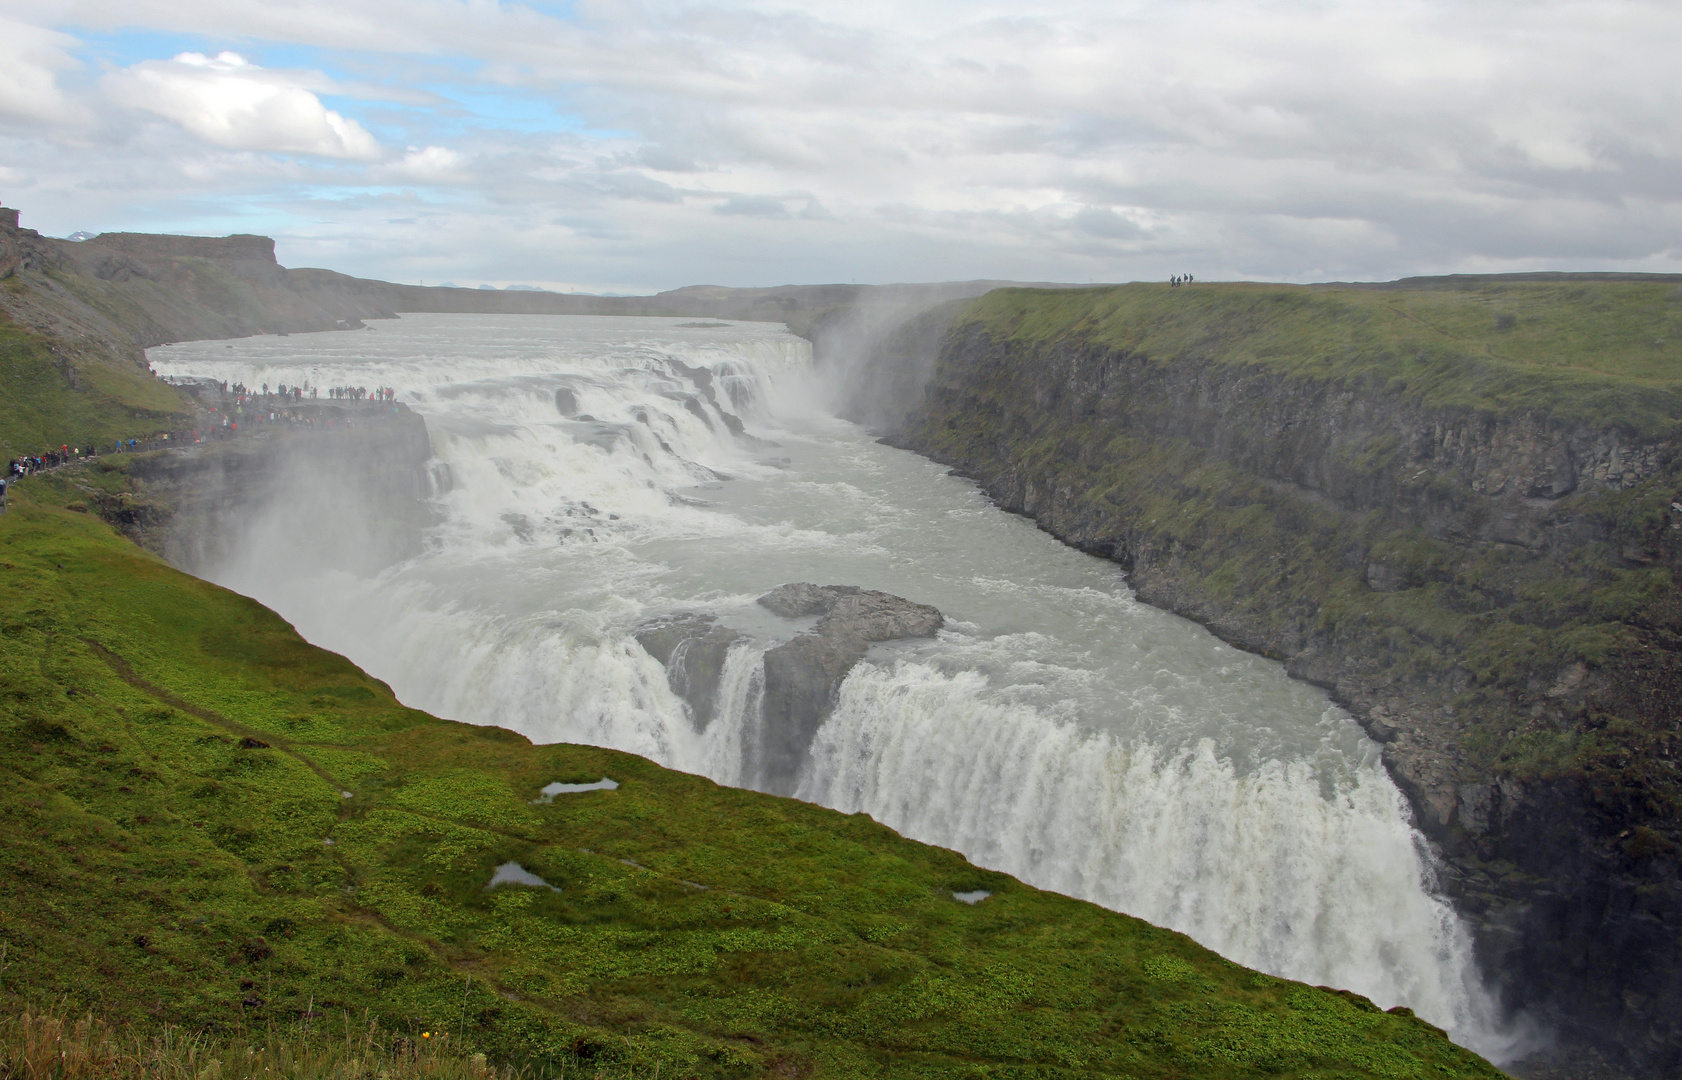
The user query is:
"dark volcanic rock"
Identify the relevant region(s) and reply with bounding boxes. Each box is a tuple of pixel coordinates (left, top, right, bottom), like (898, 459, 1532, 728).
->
(635, 615, 745, 730)
(758, 582, 945, 639)
(635, 585, 943, 793)
(755, 584, 943, 793)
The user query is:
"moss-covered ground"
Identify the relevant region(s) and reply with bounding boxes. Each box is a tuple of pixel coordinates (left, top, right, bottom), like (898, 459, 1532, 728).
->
(963, 280, 1682, 438)
(0, 475, 1502, 1078)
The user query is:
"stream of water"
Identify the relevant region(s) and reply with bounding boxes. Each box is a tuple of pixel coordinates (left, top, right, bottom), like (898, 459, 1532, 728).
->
(151, 312, 1518, 1060)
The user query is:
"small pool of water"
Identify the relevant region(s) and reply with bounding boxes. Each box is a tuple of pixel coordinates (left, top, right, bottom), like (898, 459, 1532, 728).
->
(532, 778, 619, 802)
(486, 862, 560, 891)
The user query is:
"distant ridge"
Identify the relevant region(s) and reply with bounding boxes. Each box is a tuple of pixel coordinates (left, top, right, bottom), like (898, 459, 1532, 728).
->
(1328, 270, 1682, 289)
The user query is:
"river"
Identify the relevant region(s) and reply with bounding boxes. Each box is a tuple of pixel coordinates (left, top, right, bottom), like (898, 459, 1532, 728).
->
(150, 312, 1518, 1059)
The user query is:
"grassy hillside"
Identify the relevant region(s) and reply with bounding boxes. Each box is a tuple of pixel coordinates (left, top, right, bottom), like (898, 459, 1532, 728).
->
(0, 314, 191, 460)
(0, 470, 1499, 1079)
(964, 281, 1682, 437)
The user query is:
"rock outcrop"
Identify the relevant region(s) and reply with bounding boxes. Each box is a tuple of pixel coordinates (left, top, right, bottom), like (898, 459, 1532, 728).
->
(88, 402, 434, 577)
(635, 615, 746, 730)
(755, 584, 943, 791)
(637, 585, 943, 794)
(0, 206, 21, 279)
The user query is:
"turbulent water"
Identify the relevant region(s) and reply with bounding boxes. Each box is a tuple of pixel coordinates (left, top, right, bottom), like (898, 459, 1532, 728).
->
(152, 313, 1520, 1060)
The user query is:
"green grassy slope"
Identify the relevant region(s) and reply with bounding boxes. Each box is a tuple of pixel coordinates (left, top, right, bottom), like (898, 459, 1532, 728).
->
(1, 265, 199, 461)
(0, 475, 1499, 1079)
(0, 316, 191, 460)
(965, 281, 1682, 437)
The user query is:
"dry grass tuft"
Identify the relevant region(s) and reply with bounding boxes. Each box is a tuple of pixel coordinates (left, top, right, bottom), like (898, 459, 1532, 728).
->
(0, 1009, 517, 1080)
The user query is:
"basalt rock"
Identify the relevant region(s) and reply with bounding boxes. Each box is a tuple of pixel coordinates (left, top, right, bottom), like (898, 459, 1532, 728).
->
(634, 615, 746, 730)
(755, 584, 943, 793)
(96, 403, 435, 576)
(636, 585, 944, 794)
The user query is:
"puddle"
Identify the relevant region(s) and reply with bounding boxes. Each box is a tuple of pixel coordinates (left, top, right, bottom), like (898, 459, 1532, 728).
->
(486, 862, 561, 892)
(531, 778, 619, 803)
(952, 890, 991, 905)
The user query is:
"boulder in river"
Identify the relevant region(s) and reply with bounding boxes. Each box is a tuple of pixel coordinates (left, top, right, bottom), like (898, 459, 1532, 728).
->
(756, 584, 943, 793)
(634, 585, 944, 794)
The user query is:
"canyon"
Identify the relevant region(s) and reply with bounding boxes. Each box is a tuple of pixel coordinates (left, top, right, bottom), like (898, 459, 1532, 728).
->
(6, 207, 1680, 1076)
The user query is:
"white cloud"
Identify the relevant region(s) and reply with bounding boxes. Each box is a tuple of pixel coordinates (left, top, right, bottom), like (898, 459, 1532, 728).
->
(382, 145, 466, 180)
(1, 0, 1680, 286)
(104, 51, 381, 159)
(0, 18, 87, 126)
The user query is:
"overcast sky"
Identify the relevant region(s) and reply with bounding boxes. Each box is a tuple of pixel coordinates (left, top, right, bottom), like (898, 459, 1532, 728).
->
(1, 0, 1678, 292)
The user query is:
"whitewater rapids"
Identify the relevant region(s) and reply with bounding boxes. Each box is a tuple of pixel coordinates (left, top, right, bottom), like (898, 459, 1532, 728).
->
(150, 313, 1520, 1060)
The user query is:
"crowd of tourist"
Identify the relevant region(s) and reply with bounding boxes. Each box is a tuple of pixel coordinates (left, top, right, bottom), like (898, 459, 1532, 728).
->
(328, 385, 397, 402)
(8, 433, 189, 479)
(4, 380, 405, 504)
(215, 381, 397, 404)
(9, 446, 78, 476)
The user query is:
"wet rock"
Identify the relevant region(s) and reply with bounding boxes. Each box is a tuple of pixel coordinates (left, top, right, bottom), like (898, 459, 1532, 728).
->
(635, 615, 745, 730)
(758, 582, 945, 639)
(638, 587, 943, 794)
(756, 584, 942, 793)
(664, 357, 747, 435)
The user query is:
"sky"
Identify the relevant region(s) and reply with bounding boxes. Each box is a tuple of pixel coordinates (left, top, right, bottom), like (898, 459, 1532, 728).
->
(0, 0, 1678, 293)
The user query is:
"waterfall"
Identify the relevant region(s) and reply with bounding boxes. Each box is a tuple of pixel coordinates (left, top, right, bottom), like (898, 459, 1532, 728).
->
(149, 312, 1523, 1061)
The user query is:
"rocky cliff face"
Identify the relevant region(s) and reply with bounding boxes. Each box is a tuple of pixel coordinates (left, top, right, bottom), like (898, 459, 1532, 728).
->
(89, 403, 434, 579)
(888, 290, 1682, 1079)
(0, 207, 21, 279)
(755, 584, 944, 792)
